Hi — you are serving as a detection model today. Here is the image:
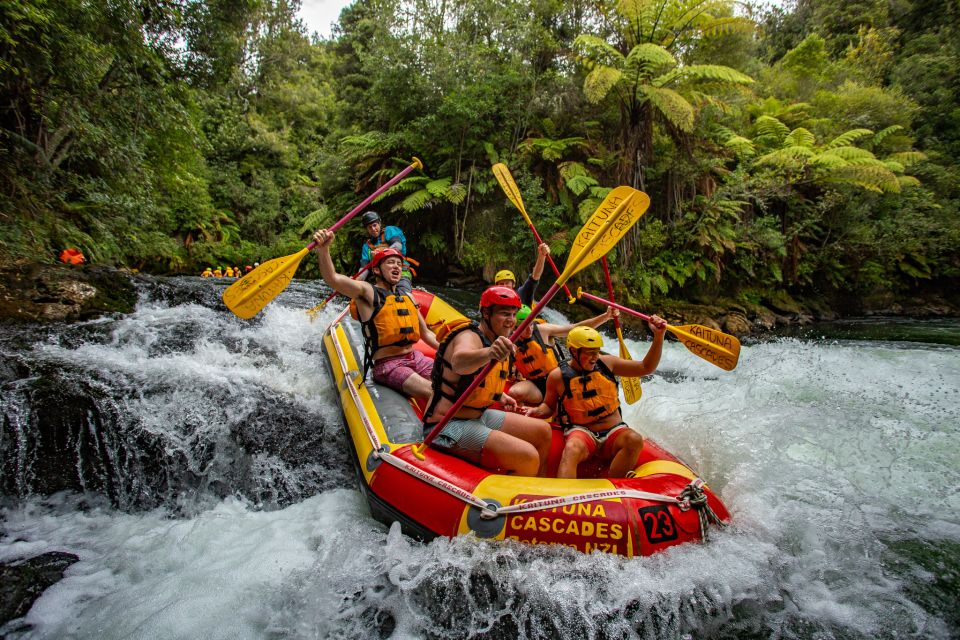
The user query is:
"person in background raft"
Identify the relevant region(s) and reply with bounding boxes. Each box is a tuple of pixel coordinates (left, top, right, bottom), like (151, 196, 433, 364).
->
(359, 210, 416, 297)
(508, 304, 620, 407)
(526, 321, 666, 479)
(422, 286, 552, 477)
(495, 242, 549, 306)
(213, 267, 223, 277)
(201, 267, 213, 278)
(313, 228, 438, 400)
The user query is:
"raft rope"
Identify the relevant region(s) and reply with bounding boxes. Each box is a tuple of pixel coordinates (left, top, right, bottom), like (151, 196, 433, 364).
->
(326, 316, 722, 538)
(678, 478, 728, 542)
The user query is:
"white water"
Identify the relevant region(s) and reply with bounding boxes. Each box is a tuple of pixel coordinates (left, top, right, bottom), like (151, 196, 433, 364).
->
(1, 280, 958, 639)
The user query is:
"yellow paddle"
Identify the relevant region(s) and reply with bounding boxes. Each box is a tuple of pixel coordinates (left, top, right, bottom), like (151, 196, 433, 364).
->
(492, 163, 576, 303)
(223, 157, 423, 319)
(305, 265, 370, 322)
(416, 186, 650, 456)
(600, 256, 642, 404)
(577, 289, 741, 371)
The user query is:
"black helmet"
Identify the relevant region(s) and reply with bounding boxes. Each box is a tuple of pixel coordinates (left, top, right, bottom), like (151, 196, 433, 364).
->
(360, 211, 381, 226)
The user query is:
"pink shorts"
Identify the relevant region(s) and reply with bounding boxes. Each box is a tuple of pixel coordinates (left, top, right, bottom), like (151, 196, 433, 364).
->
(372, 350, 434, 392)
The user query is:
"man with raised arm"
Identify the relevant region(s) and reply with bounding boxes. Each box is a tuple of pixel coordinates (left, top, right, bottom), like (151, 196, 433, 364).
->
(508, 304, 621, 407)
(313, 228, 437, 400)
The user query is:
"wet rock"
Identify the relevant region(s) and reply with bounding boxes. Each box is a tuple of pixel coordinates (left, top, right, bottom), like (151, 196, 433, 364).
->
(0, 264, 136, 323)
(722, 312, 752, 336)
(0, 551, 79, 626)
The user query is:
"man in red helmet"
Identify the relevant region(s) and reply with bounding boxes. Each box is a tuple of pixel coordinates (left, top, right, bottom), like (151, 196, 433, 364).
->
(313, 228, 438, 400)
(422, 286, 552, 476)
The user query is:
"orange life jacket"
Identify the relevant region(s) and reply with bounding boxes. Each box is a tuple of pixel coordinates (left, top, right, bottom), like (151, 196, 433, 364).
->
(424, 319, 510, 419)
(514, 322, 561, 381)
(350, 286, 421, 376)
(558, 359, 620, 427)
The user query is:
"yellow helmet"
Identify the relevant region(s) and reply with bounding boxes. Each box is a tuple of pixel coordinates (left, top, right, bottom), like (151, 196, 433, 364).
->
(494, 269, 516, 284)
(567, 326, 604, 349)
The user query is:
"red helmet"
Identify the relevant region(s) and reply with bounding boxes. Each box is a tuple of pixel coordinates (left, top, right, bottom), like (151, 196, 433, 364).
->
(479, 286, 522, 310)
(369, 247, 404, 269)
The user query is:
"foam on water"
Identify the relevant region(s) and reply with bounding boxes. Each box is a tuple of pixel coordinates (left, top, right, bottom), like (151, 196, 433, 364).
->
(1, 280, 958, 639)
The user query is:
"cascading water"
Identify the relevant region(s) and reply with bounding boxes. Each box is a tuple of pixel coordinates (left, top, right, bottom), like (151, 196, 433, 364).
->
(1, 275, 957, 639)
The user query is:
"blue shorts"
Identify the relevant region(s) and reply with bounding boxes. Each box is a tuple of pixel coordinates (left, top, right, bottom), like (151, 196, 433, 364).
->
(425, 410, 507, 465)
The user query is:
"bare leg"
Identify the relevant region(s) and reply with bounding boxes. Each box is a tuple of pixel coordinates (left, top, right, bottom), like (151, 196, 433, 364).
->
(480, 430, 539, 476)
(508, 380, 544, 407)
(607, 430, 644, 478)
(557, 437, 590, 479)
(400, 372, 432, 400)
(499, 413, 552, 476)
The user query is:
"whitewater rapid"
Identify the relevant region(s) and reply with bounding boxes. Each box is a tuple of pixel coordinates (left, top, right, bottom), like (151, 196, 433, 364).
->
(1, 277, 957, 639)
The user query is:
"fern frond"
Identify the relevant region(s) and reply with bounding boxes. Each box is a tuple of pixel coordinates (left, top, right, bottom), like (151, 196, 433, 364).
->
(830, 165, 901, 193)
(825, 128, 873, 150)
(873, 125, 904, 146)
(574, 35, 625, 69)
(425, 177, 452, 198)
(825, 146, 875, 161)
(566, 174, 599, 196)
(584, 66, 623, 103)
(655, 64, 754, 88)
(724, 135, 755, 157)
(897, 175, 921, 188)
(699, 16, 756, 38)
(812, 153, 850, 169)
(753, 115, 790, 142)
(640, 86, 695, 131)
(395, 188, 433, 212)
(883, 160, 905, 173)
(784, 127, 815, 148)
(446, 182, 467, 204)
(886, 151, 926, 167)
(624, 43, 676, 81)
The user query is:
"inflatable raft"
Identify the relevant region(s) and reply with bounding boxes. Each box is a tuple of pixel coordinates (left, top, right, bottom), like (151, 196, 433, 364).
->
(321, 289, 729, 557)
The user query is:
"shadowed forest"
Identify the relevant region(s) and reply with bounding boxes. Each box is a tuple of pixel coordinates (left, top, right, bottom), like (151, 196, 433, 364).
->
(2, 0, 958, 314)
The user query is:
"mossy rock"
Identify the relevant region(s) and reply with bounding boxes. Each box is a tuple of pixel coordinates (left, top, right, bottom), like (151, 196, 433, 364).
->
(763, 290, 806, 316)
(0, 264, 136, 323)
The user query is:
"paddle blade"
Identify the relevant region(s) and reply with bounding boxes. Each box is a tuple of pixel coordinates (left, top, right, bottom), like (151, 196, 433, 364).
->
(492, 163, 531, 224)
(563, 187, 650, 280)
(616, 328, 643, 404)
(671, 324, 741, 371)
(223, 247, 311, 319)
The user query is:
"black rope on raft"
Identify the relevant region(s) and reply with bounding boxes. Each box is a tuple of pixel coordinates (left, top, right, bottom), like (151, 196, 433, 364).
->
(678, 480, 728, 543)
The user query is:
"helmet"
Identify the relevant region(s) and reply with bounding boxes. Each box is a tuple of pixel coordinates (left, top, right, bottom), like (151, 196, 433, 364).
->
(369, 247, 404, 269)
(494, 269, 516, 284)
(516, 304, 533, 322)
(479, 286, 522, 310)
(360, 211, 381, 226)
(567, 326, 604, 349)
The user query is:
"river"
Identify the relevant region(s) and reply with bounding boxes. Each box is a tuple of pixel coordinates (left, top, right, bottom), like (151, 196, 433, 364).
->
(1, 276, 958, 639)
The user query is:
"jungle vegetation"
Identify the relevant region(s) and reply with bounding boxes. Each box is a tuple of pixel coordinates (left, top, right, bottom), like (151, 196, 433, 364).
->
(1, 0, 958, 312)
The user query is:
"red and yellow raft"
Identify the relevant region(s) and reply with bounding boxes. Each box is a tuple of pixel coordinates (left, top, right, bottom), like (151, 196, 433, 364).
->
(321, 289, 729, 557)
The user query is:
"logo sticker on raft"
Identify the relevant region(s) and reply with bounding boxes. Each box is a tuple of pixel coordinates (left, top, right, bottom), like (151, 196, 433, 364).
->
(505, 494, 629, 554)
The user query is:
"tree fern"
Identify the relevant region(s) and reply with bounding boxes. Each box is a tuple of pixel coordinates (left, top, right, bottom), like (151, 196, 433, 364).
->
(886, 151, 926, 167)
(753, 116, 790, 143)
(655, 64, 754, 88)
(873, 125, 904, 146)
(825, 128, 873, 150)
(573, 35, 624, 69)
(640, 85, 695, 131)
(784, 127, 816, 148)
(625, 43, 676, 81)
(584, 66, 623, 104)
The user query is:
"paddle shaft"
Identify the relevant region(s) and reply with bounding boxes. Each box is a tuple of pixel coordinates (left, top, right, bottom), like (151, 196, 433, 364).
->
(305, 159, 422, 251)
(522, 220, 575, 302)
(579, 290, 660, 325)
(600, 257, 623, 333)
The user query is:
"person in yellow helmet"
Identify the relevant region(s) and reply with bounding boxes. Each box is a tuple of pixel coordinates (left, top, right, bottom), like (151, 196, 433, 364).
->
(201, 267, 213, 278)
(213, 267, 223, 277)
(526, 317, 666, 479)
(224, 266, 235, 278)
(494, 242, 550, 306)
(509, 303, 620, 406)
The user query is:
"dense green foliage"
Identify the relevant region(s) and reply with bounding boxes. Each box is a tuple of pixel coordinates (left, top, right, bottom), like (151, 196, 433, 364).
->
(1, 0, 958, 309)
